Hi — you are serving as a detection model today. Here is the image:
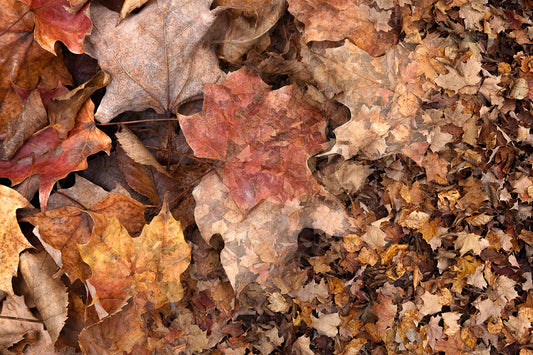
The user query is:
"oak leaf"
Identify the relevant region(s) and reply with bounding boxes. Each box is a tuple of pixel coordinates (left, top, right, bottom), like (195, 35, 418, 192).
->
(0, 186, 32, 295)
(0, 100, 112, 211)
(179, 68, 329, 212)
(84, 0, 224, 122)
(78, 202, 191, 311)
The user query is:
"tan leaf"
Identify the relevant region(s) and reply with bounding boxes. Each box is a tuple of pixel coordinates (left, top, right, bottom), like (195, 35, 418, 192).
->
(0, 185, 32, 295)
(312, 312, 341, 337)
(18, 250, 68, 343)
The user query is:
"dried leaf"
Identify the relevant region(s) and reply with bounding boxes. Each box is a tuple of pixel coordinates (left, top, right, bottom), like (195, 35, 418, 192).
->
(0, 186, 32, 295)
(84, 0, 224, 122)
(179, 68, 329, 212)
(19, 250, 68, 343)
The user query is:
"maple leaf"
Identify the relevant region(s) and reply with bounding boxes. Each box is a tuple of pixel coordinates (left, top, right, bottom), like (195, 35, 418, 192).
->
(20, 0, 92, 54)
(0, 186, 32, 295)
(179, 68, 329, 212)
(287, 0, 398, 57)
(0, 100, 111, 211)
(84, 0, 224, 122)
(78, 202, 191, 312)
(193, 173, 351, 294)
(0, 0, 72, 134)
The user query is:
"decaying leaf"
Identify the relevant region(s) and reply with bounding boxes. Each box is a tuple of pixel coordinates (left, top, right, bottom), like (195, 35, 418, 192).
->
(193, 172, 351, 294)
(179, 68, 329, 212)
(19, 250, 68, 343)
(288, 0, 398, 56)
(84, 0, 224, 122)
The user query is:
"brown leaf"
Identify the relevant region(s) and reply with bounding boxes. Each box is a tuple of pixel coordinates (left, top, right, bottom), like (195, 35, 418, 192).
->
(1, 90, 47, 160)
(116, 126, 171, 177)
(0, 0, 72, 135)
(47, 71, 111, 139)
(288, 0, 398, 56)
(179, 68, 329, 212)
(18, 250, 68, 343)
(79, 300, 146, 355)
(84, 0, 224, 122)
(0, 186, 32, 295)
(217, 0, 286, 63)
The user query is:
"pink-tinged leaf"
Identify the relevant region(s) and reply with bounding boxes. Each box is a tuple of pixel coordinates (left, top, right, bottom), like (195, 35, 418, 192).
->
(22, 0, 92, 54)
(179, 68, 329, 212)
(0, 100, 111, 211)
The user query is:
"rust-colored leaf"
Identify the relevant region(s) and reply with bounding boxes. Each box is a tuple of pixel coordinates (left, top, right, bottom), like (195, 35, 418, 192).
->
(179, 68, 329, 212)
(0, 100, 112, 211)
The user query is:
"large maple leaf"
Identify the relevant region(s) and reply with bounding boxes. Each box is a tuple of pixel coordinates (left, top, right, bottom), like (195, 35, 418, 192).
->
(0, 100, 111, 210)
(0, 0, 72, 134)
(84, 0, 224, 122)
(179, 68, 329, 212)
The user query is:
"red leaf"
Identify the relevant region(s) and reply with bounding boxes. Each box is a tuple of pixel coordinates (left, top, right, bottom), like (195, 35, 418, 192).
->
(21, 0, 92, 54)
(0, 100, 111, 210)
(179, 68, 329, 211)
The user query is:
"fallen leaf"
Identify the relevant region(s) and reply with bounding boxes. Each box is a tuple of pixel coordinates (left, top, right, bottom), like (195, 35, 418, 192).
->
(193, 172, 351, 294)
(179, 68, 329, 212)
(216, 0, 286, 63)
(0, 0, 72, 134)
(84, 0, 224, 122)
(288, 0, 398, 56)
(24, 193, 146, 282)
(312, 312, 341, 337)
(78, 201, 191, 311)
(19, 250, 68, 343)
(0, 186, 32, 295)
(79, 300, 146, 354)
(0, 100, 112, 211)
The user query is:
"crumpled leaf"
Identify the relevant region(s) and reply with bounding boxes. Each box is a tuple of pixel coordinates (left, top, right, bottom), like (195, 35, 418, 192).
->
(311, 312, 340, 337)
(179, 68, 329, 212)
(19, 250, 68, 343)
(0, 100, 112, 211)
(0, 186, 32, 295)
(0, 295, 54, 351)
(84, 0, 224, 122)
(216, 0, 286, 63)
(0, 0, 72, 134)
(21, 0, 92, 54)
(193, 172, 351, 294)
(78, 201, 191, 311)
(288, 0, 398, 56)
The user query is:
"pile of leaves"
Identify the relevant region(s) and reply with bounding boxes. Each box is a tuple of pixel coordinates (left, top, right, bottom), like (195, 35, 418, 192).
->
(0, 0, 532, 353)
